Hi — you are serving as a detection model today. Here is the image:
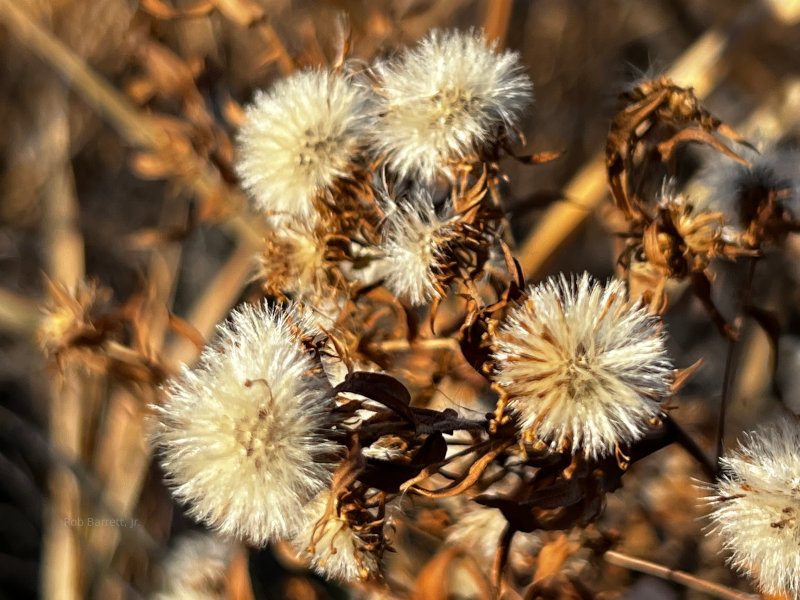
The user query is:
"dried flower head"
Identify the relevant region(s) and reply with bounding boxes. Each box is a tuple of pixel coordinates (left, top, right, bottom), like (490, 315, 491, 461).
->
(292, 490, 383, 582)
(152, 302, 340, 546)
(369, 29, 533, 183)
(153, 533, 233, 600)
(236, 69, 371, 218)
(707, 417, 800, 599)
(37, 277, 110, 359)
(378, 193, 455, 305)
(697, 145, 800, 246)
(492, 273, 673, 458)
(257, 225, 333, 301)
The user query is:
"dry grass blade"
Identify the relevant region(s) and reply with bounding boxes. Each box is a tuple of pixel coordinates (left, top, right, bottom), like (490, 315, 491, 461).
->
(0, 0, 260, 244)
(0, 287, 41, 335)
(482, 0, 512, 46)
(165, 238, 259, 366)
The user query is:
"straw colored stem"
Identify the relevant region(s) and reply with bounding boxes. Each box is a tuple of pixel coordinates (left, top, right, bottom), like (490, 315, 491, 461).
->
(165, 237, 260, 366)
(605, 550, 757, 600)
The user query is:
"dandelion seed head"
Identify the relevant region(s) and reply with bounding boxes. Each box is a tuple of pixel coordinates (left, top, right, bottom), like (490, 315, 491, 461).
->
(292, 490, 382, 582)
(492, 273, 673, 459)
(707, 417, 800, 599)
(370, 29, 533, 183)
(152, 302, 339, 546)
(236, 69, 370, 218)
(378, 193, 454, 305)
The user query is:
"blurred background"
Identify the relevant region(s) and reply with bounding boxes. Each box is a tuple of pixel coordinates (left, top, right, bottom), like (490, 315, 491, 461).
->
(2, 0, 800, 598)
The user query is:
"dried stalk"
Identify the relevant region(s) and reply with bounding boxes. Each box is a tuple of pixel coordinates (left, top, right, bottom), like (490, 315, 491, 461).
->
(165, 238, 259, 366)
(34, 79, 86, 600)
(0, 0, 259, 244)
(604, 550, 758, 600)
(0, 287, 41, 335)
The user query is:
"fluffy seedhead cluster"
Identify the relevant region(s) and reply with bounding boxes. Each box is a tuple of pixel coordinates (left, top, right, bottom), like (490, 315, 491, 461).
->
(236, 69, 371, 219)
(369, 29, 533, 183)
(136, 30, 799, 597)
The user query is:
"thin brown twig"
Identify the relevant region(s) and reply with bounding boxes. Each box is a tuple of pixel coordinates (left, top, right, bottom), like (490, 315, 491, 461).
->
(371, 338, 459, 353)
(663, 415, 717, 480)
(715, 258, 758, 466)
(604, 550, 758, 600)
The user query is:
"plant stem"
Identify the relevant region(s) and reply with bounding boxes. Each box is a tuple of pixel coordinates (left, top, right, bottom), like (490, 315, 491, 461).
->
(715, 258, 758, 467)
(604, 550, 758, 600)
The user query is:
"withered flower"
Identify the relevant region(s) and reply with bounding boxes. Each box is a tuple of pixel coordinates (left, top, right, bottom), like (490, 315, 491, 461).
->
(37, 277, 110, 359)
(292, 489, 384, 581)
(707, 416, 800, 600)
(257, 224, 336, 302)
(492, 273, 673, 459)
(698, 146, 800, 247)
(152, 302, 340, 546)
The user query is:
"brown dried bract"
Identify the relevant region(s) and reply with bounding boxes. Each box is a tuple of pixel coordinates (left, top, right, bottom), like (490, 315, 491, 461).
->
(606, 76, 751, 221)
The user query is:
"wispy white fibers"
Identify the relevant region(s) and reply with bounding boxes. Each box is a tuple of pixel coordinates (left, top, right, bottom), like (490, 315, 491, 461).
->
(378, 191, 455, 305)
(236, 69, 371, 218)
(492, 273, 673, 459)
(369, 29, 533, 183)
(153, 302, 339, 546)
(707, 417, 800, 599)
(292, 490, 382, 581)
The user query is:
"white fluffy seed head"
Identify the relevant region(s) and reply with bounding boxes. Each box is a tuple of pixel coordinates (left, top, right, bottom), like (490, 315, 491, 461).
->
(378, 194, 454, 305)
(292, 490, 382, 582)
(153, 533, 233, 600)
(492, 273, 673, 459)
(707, 417, 800, 599)
(369, 29, 533, 183)
(236, 69, 371, 218)
(152, 302, 340, 546)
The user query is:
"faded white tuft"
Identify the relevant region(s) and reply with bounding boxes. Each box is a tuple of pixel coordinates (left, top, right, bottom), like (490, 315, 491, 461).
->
(378, 193, 454, 305)
(153, 533, 234, 600)
(707, 417, 800, 599)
